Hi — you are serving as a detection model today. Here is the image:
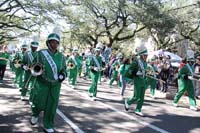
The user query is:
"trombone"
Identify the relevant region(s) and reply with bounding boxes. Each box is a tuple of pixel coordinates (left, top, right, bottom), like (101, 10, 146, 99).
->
(145, 68, 165, 83)
(24, 63, 44, 88)
(30, 63, 44, 76)
(145, 74, 166, 83)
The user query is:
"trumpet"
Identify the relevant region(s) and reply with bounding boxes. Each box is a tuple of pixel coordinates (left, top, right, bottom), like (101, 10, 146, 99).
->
(30, 63, 44, 76)
(14, 59, 22, 68)
(67, 63, 75, 69)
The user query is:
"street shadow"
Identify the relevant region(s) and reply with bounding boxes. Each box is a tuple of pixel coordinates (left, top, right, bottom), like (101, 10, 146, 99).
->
(139, 113, 200, 133)
(58, 105, 137, 133)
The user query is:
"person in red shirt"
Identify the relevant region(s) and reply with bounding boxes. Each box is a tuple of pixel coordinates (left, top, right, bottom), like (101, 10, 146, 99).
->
(179, 57, 187, 71)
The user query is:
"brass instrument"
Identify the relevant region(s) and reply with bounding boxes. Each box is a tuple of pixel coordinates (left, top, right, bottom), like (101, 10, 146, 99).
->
(115, 64, 120, 71)
(22, 65, 32, 71)
(189, 75, 200, 82)
(93, 67, 105, 72)
(0, 57, 8, 61)
(67, 63, 75, 69)
(145, 74, 166, 83)
(30, 63, 44, 76)
(14, 59, 22, 68)
(25, 63, 44, 89)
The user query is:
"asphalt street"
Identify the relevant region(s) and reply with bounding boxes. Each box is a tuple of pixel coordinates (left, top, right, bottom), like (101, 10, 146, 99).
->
(0, 69, 200, 133)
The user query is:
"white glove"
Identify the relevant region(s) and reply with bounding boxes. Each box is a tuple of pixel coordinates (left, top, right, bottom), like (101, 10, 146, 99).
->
(93, 67, 99, 71)
(59, 75, 64, 79)
(23, 65, 28, 70)
(188, 76, 193, 80)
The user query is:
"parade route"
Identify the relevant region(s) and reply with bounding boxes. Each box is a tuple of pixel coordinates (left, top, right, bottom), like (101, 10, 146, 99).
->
(0, 69, 200, 133)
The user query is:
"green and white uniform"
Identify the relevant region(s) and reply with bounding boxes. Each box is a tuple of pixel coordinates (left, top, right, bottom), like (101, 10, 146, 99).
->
(13, 51, 24, 88)
(31, 49, 67, 129)
(88, 54, 102, 97)
(67, 55, 81, 86)
(173, 63, 196, 107)
(126, 58, 147, 112)
(146, 64, 157, 96)
(109, 60, 121, 87)
(21, 50, 37, 97)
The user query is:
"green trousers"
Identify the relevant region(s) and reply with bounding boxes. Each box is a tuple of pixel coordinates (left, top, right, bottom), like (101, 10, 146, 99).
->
(29, 77, 37, 103)
(31, 79, 61, 129)
(84, 65, 90, 79)
(14, 68, 24, 88)
(146, 77, 156, 96)
(174, 79, 196, 106)
(68, 68, 78, 85)
(127, 76, 146, 112)
(21, 71, 31, 96)
(88, 71, 100, 97)
(109, 71, 121, 87)
(78, 66, 82, 77)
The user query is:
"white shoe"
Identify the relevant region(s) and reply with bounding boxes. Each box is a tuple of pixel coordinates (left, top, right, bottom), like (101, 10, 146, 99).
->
(88, 92, 93, 97)
(29, 101, 33, 106)
(44, 128, 54, 133)
(30, 116, 38, 125)
(120, 95, 124, 100)
(124, 99, 130, 111)
(72, 85, 76, 89)
(173, 103, 178, 107)
(21, 96, 26, 101)
(150, 95, 155, 99)
(92, 97, 97, 101)
(190, 106, 198, 111)
(135, 111, 144, 117)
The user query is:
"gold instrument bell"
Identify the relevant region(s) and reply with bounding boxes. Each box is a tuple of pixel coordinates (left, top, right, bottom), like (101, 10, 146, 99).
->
(30, 63, 44, 76)
(68, 63, 75, 69)
(14, 59, 22, 68)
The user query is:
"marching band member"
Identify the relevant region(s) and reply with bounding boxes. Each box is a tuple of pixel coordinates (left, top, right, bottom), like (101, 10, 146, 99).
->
(109, 53, 123, 88)
(67, 47, 81, 89)
(88, 46, 103, 100)
(124, 42, 148, 116)
(30, 28, 67, 133)
(146, 58, 157, 99)
(119, 57, 130, 97)
(83, 45, 93, 80)
(78, 53, 84, 77)
(173, 50, 198, 111)
(20, 37, 39, 101)
(13, 44, 28, 89)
